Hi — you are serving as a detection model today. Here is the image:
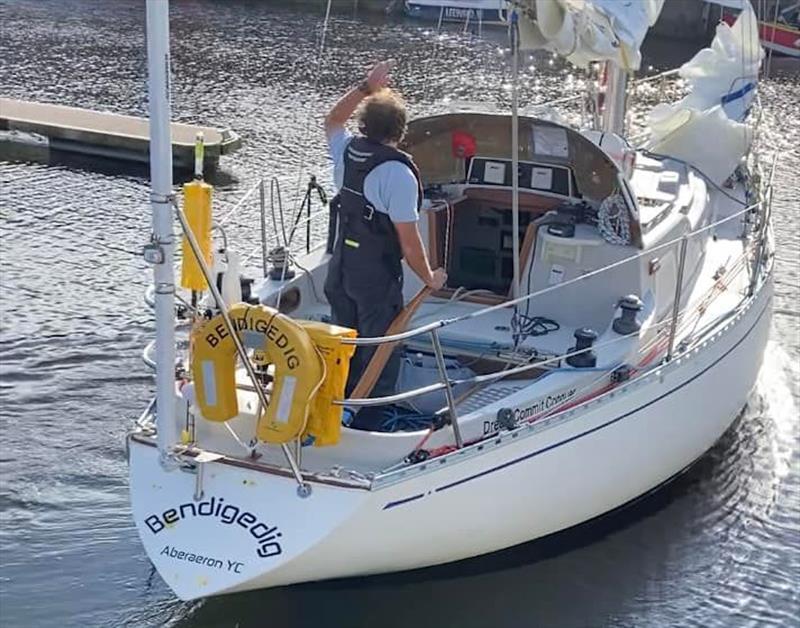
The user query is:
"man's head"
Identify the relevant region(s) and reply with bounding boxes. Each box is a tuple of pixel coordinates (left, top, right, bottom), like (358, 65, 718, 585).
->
(357, 89, 407, 146)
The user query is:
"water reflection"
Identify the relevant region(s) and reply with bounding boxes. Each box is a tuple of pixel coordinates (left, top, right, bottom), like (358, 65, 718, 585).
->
(0, 1, 797, 627)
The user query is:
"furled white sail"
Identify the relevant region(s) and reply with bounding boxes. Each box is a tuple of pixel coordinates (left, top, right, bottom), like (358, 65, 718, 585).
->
(645, 2, 761, 185)
(515, 0, 665, 70)
(674, 2, 763, 120)
(647, 106, 753, 186)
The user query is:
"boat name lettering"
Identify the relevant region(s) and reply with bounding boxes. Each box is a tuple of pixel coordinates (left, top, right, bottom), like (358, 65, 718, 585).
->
(483, 388, 577, 435)
(444, 8, 478, 19)
(205, 316, 300, 369)
(144, 496, 283, 558)
(159, 545, 244, 573)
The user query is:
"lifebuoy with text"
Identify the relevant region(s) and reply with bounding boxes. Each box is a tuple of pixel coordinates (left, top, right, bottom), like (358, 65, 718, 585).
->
(191, 304, 324, 444)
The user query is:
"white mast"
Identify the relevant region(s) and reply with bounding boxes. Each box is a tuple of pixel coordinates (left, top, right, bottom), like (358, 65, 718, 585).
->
(601, 62, 627, 135)
(510, 11, 521, 300)
(145, 0, 178, 456)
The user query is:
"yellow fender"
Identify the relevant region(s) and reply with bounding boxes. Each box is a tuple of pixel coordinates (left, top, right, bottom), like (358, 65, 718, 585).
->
(191, 304, 324, 444)
(180, 180, 213, 291)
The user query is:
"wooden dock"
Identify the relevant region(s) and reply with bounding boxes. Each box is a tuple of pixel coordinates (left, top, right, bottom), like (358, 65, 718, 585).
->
(0, 98, 241, 170)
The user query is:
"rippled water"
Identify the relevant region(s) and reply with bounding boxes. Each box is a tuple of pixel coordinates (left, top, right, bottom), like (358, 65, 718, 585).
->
(1, 1, 798, 626)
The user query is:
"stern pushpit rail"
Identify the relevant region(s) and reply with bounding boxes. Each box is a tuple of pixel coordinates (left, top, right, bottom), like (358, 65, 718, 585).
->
(173, 196, 312, 497)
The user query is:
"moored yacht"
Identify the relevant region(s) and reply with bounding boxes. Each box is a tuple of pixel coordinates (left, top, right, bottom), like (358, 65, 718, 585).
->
(404, 1, 509, 25)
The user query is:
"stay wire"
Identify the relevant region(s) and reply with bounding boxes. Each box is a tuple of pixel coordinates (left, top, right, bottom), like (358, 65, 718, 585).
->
(270, 177, 288, 247)
(291, 0, 333, 216)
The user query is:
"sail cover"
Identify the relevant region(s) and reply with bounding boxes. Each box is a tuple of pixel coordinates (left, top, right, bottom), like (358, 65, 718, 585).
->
(674, 1, 762, 120)
(516, 0, 665, 70)
(644, 2, 761, 185)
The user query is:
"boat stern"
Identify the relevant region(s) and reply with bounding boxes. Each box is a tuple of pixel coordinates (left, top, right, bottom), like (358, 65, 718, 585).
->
(128, 437, 367, 600)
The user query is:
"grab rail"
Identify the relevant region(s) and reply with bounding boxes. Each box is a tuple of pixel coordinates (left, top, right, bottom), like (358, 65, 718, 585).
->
(332, 180, 773, 450)
(339, 199, 765, 348)
(147, 158, 772, 468)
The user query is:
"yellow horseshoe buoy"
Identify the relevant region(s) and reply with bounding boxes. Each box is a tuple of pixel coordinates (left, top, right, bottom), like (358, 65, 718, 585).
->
(190, 304, 324, 444)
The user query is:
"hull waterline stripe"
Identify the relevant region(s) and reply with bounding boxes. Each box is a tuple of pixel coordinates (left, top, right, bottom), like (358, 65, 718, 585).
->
(383, 493, 426, 510)
(382, 295, 770, 509)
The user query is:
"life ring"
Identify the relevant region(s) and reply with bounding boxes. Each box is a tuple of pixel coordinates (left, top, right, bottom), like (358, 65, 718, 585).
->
(190, 303, 324, 444)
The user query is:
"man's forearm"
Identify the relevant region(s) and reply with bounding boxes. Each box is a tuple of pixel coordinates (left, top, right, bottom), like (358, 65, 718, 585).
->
(324, 86, 366, 135)
(405, 246, 435, 286)
(397, 224, 434, 286)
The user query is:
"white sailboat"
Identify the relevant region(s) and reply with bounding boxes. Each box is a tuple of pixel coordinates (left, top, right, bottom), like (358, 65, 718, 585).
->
(129, 0, 775, 601)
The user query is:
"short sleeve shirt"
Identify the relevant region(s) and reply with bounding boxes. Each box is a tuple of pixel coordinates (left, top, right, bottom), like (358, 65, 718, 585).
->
(328, 129, 419, 223)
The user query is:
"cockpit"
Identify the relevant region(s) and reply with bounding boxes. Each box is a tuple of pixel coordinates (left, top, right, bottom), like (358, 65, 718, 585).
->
(403, 113, 643, 334)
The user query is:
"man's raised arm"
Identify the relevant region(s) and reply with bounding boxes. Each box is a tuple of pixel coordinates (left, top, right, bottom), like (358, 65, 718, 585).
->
(324, 61, 392, 139)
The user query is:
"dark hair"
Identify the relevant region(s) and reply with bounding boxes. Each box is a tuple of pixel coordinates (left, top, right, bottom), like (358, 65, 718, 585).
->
(357, 89, 408, 145)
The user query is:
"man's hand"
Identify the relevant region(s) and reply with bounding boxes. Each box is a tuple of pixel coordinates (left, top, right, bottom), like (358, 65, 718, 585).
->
(426, 267, 447, 291)
(366, 60, 393, 93)
(325, 60, 394, 138)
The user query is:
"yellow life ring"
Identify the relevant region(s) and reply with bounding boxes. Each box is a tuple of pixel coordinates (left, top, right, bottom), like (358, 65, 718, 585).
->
(190, 303, 324, 444)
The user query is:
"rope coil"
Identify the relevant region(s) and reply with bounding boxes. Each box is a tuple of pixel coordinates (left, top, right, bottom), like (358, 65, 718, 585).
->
(598, 193, 631, 245)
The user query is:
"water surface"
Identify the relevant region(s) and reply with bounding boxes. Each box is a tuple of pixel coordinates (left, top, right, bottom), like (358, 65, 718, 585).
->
(1, 1, 798, 626)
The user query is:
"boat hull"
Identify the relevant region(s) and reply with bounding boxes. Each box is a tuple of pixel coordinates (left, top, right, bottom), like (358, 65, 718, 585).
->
(404, 2, 507, 24)
(129, 273, 772, 600)
(721, 14, 800, 58)
(756, 20, 800, 57)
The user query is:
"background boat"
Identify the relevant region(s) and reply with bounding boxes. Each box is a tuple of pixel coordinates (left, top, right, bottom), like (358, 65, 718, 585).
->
(708, 0, 800, 57)
(405, 0, 509, 25)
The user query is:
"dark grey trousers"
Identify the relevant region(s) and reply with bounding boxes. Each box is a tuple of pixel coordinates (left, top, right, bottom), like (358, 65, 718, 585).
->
(324, 262, 403, 400)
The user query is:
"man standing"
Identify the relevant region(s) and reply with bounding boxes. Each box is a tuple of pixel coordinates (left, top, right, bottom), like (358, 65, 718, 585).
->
(324, 61, 446, 417)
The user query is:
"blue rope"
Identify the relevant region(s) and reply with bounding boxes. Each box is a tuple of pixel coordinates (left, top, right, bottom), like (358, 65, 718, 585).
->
(380, 406, 437, 433)
(339, 405, 436, 433)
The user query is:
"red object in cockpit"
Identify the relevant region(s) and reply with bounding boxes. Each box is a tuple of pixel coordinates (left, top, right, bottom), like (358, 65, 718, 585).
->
(451, 130, 477, 159)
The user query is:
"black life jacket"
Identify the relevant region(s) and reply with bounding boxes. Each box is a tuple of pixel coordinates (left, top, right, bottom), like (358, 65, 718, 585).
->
(332, 137, 423, 278)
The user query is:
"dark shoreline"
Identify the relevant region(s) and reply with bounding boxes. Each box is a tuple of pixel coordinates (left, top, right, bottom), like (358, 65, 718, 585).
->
(262, 0, 717, 41)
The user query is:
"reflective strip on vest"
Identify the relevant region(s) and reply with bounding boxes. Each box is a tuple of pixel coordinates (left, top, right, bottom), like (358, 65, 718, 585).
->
(348, 146, 373, 157)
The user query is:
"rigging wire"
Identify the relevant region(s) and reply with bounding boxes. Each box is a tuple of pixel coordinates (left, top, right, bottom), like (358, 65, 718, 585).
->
(270, 177, 288, 247)
(290, 0, 333, 216)
(421, 6, 446, 104)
